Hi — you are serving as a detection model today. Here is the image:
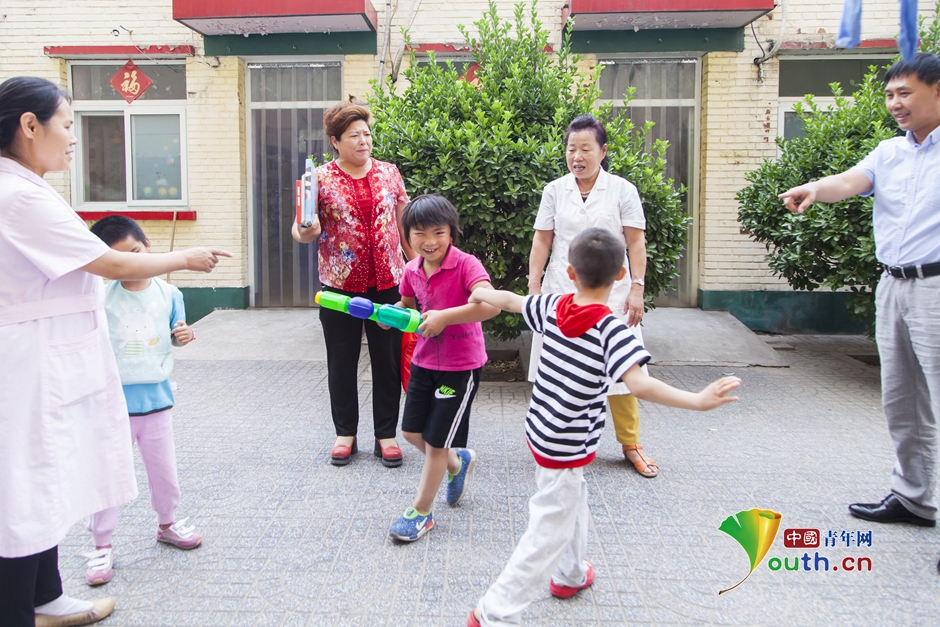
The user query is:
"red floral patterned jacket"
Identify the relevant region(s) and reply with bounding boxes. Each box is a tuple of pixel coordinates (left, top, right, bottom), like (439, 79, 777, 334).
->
(316, 159, 409, 293)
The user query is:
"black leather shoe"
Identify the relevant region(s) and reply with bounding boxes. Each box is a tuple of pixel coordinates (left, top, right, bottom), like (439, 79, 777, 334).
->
(848, 494, 936, 527)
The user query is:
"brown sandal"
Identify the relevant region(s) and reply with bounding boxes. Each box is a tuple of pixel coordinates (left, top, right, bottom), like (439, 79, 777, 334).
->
(623, 444, 659, 478)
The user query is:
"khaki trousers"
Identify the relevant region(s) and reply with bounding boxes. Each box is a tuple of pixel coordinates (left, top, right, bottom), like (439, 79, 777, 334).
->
(608, 393, 640, 446)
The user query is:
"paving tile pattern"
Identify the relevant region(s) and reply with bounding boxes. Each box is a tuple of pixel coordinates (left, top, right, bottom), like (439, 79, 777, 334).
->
(59, 336, 940, 626)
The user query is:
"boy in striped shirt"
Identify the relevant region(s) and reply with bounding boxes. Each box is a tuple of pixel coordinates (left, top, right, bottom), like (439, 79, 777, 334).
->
(466, 228, 741, 626)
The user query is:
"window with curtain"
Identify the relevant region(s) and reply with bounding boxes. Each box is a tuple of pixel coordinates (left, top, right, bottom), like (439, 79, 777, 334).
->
(70, 63, 187, 207)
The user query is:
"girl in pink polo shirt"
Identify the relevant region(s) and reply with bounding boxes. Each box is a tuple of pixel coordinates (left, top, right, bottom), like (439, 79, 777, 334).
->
(386, 195, 500, 543)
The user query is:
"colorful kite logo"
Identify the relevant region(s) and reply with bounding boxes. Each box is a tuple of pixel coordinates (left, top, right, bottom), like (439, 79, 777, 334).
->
(718, 508, 782, 595)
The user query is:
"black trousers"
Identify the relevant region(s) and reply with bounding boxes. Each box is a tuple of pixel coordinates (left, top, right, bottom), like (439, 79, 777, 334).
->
(0, 545, 62, 627)
(319, 285, 402, 440)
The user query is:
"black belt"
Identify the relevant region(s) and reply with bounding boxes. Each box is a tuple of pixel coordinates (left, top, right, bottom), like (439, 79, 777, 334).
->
(883, 261, 940, 279)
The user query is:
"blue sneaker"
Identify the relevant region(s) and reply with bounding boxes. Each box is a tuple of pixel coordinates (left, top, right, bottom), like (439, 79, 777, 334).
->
(446, 448, 477, 505)
(389, 508, 434, 542)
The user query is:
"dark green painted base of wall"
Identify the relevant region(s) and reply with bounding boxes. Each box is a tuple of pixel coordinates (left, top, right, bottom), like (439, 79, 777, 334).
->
(179, 287, 249, 324)
(204, 32, 377, 56)
(568, 28, 744, 54)
(699, 290, 869, 335)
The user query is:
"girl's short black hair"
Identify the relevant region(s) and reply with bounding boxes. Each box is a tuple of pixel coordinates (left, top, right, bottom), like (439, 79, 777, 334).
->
(401, 194, 462, 243)
(0, 77, 71, 152)
(565, 114, 609, 170)
(90, 214, 148, 247)
(568, 227, 625, 289)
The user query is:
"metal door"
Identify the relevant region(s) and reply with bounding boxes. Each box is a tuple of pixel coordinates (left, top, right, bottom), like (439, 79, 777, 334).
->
(600, 58, 700, 307)
(248, 62, 341, 307)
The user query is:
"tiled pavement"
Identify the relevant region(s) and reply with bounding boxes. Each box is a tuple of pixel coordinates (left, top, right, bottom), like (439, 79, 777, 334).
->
(59, 335, 940, 626)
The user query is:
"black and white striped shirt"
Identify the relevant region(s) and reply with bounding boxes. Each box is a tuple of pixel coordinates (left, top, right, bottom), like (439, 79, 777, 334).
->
(523, 294, 651, 468)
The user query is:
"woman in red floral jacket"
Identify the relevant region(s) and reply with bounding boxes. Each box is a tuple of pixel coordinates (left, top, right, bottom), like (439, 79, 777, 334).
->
(292, 102, 414, 468)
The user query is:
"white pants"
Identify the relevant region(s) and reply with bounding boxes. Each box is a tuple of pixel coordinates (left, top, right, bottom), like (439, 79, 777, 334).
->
(477, 465, 591, 626)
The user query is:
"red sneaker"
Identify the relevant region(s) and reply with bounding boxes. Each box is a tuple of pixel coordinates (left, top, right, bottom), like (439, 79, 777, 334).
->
(549, 560, 594, 598)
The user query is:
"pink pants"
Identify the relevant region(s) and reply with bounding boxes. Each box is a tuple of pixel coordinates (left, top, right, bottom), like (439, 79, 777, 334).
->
(88, 409, 181, 547)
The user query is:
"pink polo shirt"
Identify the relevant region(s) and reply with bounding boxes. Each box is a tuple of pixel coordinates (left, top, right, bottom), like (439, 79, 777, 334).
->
(400, 245, 490, 372)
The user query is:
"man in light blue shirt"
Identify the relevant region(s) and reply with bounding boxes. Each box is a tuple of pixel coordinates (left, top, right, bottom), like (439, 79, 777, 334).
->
(781, 54, 940, 555)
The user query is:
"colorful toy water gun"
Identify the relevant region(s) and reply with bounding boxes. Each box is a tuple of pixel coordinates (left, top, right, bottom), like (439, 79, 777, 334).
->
(315, 291, 422, 333)
(295, 157, 318, 227)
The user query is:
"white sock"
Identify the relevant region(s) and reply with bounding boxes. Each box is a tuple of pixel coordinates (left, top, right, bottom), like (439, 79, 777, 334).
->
(34, 594, 94, 616)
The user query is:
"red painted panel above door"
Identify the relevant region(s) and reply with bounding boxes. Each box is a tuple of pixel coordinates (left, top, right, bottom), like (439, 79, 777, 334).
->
(173, 0, 378, 36)
(568, 0, 774, 30)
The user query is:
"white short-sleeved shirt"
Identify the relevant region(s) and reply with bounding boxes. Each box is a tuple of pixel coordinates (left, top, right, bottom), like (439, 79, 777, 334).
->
(534, 169, 645, 311)
(0, 157, 137, 558)
(532, 169, 647, 394)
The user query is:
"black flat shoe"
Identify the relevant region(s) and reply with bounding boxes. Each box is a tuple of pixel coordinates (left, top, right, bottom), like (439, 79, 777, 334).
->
(848, 494, 936, 527)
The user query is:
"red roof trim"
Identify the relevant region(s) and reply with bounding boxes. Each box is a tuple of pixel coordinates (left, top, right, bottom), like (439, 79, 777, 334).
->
(859, 39, 899, 48)
(78, 211, 197, 221)
(45, 45, 196, 58)
(407, 44, 473, 53)
(569, 0, 774, 12)
(407, 43, 552, 53)
(173, 0, 371, 19)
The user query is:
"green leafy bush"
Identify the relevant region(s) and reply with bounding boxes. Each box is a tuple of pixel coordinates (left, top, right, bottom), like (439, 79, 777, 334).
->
(370, 1, 688, 338)
(737, 73, 896, 328)
(737, 3, 940, 331)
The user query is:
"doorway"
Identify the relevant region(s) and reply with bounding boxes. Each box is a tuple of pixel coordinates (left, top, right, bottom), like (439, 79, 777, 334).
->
(599, 57, 700, 307)
(248, 62, 341, 307)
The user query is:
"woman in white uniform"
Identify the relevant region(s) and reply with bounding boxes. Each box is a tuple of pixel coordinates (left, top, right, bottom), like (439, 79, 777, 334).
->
(528, 114, 658, 478)
(0, 77, 231, 627)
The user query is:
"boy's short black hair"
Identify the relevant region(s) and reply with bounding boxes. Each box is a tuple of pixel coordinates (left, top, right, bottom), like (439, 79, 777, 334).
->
(885, 52, 940, 86)
(401, 194, 461, 242)
(90, 214, 148, 247)
(568, 228, 625, 289)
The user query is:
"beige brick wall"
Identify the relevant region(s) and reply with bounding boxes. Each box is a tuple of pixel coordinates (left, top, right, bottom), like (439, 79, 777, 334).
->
(1, 1, 246, 288)
(344, 55, 378, 103)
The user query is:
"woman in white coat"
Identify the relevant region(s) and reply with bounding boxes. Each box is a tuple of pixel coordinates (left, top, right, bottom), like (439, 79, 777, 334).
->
(528, 114, 658, 478)
(0, 77, 230, 627)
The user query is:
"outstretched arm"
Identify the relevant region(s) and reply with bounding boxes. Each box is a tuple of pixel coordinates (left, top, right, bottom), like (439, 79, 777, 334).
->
(82, 248, 232, 281)
(469, 287, 525, 314)
(418, 281, 501, 337)
(622, 364, 741, 411)
(778, 170, 872, 213)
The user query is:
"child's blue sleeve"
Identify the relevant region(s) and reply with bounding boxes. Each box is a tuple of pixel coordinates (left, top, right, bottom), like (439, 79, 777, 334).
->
(169, 286, 186, 328)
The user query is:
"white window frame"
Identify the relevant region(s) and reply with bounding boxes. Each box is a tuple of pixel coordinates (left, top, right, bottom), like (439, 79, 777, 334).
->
(777, 54, 894, 142)
(69, 60, 189, 210)
(778, 96, 838, 142)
